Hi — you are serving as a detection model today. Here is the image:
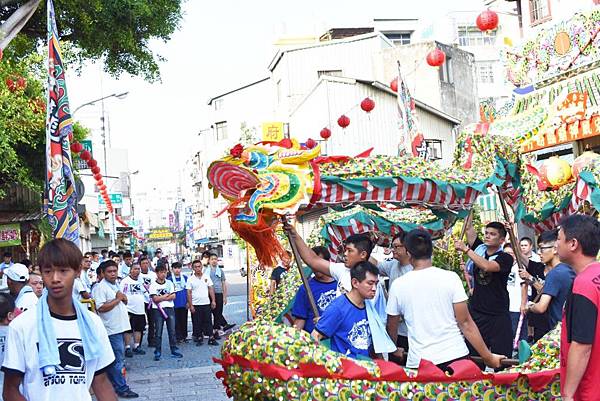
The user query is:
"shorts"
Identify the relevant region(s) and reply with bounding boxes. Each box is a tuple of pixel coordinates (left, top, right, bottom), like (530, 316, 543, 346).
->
(127, 312, 147, 333)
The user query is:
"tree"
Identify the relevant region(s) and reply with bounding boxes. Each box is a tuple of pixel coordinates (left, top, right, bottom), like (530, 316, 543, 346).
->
(1, 0, 184, 82)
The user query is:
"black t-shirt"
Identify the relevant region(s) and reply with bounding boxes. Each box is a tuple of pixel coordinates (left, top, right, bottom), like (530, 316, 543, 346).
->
(270, 266, 287, 286)
(469, 238, 513, 315)
(526, 260, 550, 330)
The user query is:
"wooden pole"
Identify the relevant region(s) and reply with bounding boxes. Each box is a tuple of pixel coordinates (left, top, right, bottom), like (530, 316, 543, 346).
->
(246, 243, 251, 321)
(496, 186, 528, 271)
(283, 218, 320, 320)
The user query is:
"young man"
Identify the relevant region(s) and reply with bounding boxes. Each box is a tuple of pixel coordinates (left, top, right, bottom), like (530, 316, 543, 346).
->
(152, 249, 162, 269)
(285, 221, 374, 296)
(525, 230, 575, 330)
(375, 232, 413, 355)
(81, 253, 94, 291)
(149, 264, 183, 361)
(100, 249, 108, 262)
(387, 229, 504, 370)
(520, 237, 541, 262)
(4, 263, 38, 312)
(205, 253, 235, 336)
(28, 272, 44, 298)
(120, 263, 147, 357)
(169, 262, 189, 343)
(554, 215, 600, 401)
(455, 221, 513, 358)
(291, 246, 337, 333)
(1, 239, 118, 401)
(270, 251, 291, 294)
(503, 244, 528, 342)
(73, 256, 92, 302)
(0, 252, 13, 271)
(186, 260, 218, 346)
(312, 261, 378, 358)
(118, 252, 133, 280)
(139, 257, 157, 348)
(94, 261, 137, 398)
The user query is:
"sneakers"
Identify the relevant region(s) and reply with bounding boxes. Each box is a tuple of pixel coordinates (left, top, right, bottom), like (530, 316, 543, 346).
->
(133, 347, 146, 355)
(171, 350, 183, 358)
(223, 323, 236, 331)
(117, 390, 139, 399)
(196, 339, 204, 346)
(208, 338, 219, 346)
(213, 332, 221, 340)
(125, 348, 134, 358)
(154, 352, 161, 361)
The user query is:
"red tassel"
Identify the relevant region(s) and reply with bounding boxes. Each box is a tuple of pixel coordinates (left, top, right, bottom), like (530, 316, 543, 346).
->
(229, 211, 287, 267)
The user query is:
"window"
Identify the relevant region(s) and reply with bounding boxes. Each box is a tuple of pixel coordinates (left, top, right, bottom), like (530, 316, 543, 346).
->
(385, 32, 412, 46)
(439, 56, 453, 84)
(477, 62, 495, 84)
(215, 121, 228, 141)
(424, 139, 443, 161)
(317, 70, 343, 78)
(457, 25, 497, 46)
(529, 0, 551, 24)
(213, 98, 223, 111)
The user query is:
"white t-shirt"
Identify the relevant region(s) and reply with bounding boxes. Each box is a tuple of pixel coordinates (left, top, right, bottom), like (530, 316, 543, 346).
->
(186, 274, 214, 305)
(386, 267, 469, 368)
(1, 308, 114, 401)
(507, 263, 526, 313)
(139, 271, 157, 303)
(119, 276, 146, 315)
(328, 262, 352, 296)
(80, 270, 92, 292)
(117, 263, 130, 279)
(16, 286, 38, 312)
(0, 324, 8, 365)
(149, 280, 175, 309)
(93, 280, 131, 335)
(72, 278, 88, 301)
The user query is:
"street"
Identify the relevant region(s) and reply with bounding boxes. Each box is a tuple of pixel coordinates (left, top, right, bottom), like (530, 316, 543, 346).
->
(119, 269, 247, 401)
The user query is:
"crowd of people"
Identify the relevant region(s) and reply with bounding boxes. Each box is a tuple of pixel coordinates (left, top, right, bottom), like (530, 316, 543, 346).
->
(284, 214, 600, 401)
(0, 245, 235, 400)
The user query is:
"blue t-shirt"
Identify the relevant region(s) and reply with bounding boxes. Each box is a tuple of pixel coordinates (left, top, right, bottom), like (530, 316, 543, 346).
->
(170, 274, 188, 308)
(315, 294, 371, 358)
(542, 263, 576, 328)
(291, 277, 337, 333)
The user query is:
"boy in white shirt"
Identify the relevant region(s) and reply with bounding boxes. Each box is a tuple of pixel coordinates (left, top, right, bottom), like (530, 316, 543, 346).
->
(186, 260, 217, 346)
(1, 239, 117, 401)
(120, 263, 147, 357)
(149, 264, 182, 361)
(386, 229, 504, 371)
(139, 257, 157, 348)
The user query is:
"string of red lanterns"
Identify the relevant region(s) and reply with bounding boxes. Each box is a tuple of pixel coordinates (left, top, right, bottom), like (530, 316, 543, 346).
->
(69, 140, 144, 241)
(317, 96, 375, 141)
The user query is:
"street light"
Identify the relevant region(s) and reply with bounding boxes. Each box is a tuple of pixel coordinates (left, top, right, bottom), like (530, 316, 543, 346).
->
(72, 92, 129, 116)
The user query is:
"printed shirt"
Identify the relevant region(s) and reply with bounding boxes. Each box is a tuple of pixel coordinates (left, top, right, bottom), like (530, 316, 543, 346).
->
(149, 280, 175, 309)
(315, 294, 371, 358)
(139, 271, 157, 303)
(561, 262, 600, 401)
(1, 308, 114, 401)
(119, 276, 146, 315)
(291, 277, 337, 333)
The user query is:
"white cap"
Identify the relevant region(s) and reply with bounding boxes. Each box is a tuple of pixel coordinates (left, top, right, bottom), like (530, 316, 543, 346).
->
(4, 263, 29, 282)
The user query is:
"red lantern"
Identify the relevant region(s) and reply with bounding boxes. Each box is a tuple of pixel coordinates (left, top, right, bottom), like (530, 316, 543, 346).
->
(337, 115, 350, 129)
(360, 97, 375, 113)
(320, 127, 331, 140)
(426, 49, 446, 67)
(87, 159, 97, 168)
(91, 166, 101, 175)
(96, 179, 104, 187)
(70, 142, 83, 153)
(99, 184, 106, 190)
(476, 10, 499, 32)
(305, 138, 317, 149)
(79, 150, 92, 161)
(390, 78, 398, 92)
(93, 173, 102, 181)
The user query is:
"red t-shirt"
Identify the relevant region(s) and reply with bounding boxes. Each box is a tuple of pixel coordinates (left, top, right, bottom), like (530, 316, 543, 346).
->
(561, 262, 600, 401)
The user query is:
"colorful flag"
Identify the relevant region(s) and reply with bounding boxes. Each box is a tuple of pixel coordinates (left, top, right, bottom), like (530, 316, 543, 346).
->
(45, 0, 79, 244)
(396, 61, 426, 158)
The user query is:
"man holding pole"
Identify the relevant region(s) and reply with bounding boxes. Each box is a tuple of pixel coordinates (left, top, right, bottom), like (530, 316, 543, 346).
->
(455, 220, 514, 359)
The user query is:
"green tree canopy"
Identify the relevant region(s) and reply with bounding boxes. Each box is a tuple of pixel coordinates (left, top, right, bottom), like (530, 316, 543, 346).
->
(1, 0, 184, 82)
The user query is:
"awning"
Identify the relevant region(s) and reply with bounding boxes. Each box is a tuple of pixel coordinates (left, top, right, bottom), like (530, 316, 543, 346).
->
(0, 211, 44, 224)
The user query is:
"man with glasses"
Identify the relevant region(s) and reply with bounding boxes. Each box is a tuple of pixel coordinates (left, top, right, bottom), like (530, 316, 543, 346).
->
(524, 230, 575, 331)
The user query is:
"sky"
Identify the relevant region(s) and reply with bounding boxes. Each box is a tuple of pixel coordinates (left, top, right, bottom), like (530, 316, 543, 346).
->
(65, 0, 484, 195)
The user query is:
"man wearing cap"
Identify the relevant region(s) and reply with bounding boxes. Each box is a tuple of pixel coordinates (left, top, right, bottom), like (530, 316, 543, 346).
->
(5, 263, 38, 312)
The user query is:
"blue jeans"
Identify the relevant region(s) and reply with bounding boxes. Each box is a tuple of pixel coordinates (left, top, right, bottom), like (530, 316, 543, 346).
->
(107, 333, 130, 393)
(153, 307, 178, 355)
(510, 311, 528, 342)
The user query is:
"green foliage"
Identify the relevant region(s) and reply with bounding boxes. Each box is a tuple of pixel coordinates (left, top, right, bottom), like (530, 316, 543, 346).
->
(2, 0, 184, 82)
